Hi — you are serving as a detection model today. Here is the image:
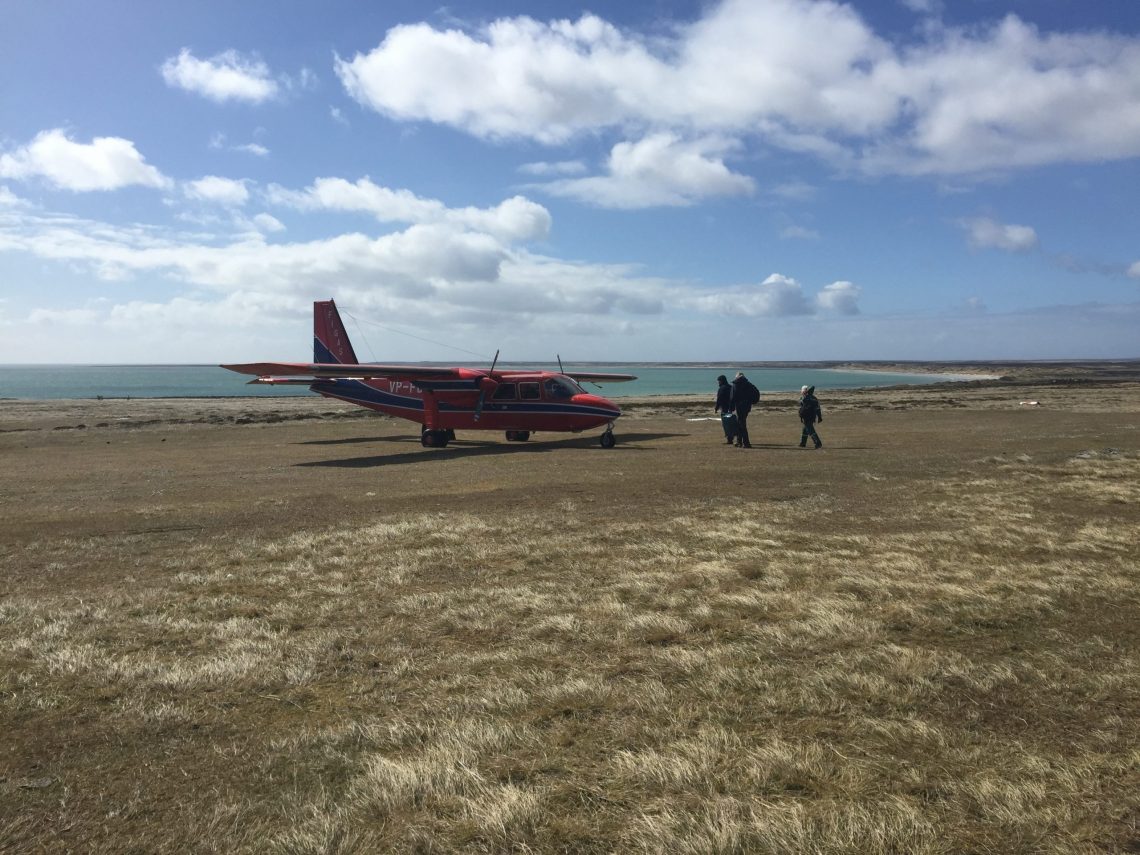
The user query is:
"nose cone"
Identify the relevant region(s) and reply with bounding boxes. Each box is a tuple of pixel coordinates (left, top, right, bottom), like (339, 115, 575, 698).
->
(574, 392, 621, 418)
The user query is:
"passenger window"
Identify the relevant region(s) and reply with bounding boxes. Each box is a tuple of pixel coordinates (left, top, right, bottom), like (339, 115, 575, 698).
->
(519, 383, 541, 400)
(491, 383, 517, 400)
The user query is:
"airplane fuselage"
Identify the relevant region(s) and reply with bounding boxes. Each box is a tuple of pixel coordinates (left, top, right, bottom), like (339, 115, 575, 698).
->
(311, 371, 622, 433)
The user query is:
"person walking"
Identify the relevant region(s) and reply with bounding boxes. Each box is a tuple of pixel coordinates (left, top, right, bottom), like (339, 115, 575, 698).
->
(714, 374, 736, 445)
(731, 372, 760, 448)
(798, 385, 823, 449)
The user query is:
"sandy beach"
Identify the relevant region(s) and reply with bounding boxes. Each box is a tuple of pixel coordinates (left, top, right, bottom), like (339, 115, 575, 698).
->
(2, 362, 1138, 852)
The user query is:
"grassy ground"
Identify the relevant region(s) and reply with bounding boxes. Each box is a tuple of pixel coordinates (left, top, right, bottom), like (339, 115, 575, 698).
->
(2, 372, 1138, 852)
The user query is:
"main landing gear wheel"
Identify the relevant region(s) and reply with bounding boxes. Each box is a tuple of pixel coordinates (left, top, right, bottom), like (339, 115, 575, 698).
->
(599, 429, 616, 449)
(505, 430, 531, 442)
(421, 428, 450, 448)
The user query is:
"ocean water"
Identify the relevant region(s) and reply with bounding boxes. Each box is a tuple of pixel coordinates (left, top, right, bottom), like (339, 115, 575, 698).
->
(0, 364, 971, 400)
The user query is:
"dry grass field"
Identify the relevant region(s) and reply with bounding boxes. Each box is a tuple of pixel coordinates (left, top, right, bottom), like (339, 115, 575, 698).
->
(2, 367, 1138, 853)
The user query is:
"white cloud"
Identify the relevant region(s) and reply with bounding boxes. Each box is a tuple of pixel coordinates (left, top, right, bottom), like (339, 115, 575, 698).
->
(209, 133, 270, 157)
(960, 217, 1039, 252)
(0, 186, 27, 207)
(0, 129, 170, 192)
(537, 134, 754, 208)
(330, 106, 349, 126)
(161, 49, 278, 103)
(518, 160, 587, 177)
(0, 202, 860, 349)
(682, 273, 815, 318)
(816, 280, 861, 315)
(1128, 261, 1140, 279)
(266, 177, 551, 242)
(251, 213, 285, 233)
(0, 205, 510, 293)
(335, 15, 653, 144)
(335, 1, 1140, 176)
(184, 176, 249, 207)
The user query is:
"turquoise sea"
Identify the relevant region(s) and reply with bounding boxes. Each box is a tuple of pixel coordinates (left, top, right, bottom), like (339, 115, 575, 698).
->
(0, 364, 976, 400)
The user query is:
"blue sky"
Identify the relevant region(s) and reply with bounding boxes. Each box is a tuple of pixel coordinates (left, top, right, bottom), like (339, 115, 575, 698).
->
(2, 0, 1139, 363)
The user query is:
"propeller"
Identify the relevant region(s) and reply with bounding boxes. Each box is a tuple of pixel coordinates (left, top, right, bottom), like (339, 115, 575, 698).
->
(474, 349, 500, 421)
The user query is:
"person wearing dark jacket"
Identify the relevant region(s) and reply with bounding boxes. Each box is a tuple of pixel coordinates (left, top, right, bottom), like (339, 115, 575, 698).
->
(731, 372, 758, 448)
(798, 385, 823, 449)
(714, 374, 736, 444)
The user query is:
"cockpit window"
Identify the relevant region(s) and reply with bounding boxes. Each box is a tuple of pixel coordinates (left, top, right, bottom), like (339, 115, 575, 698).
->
(544, 377, 581, 399)
(491, 383, 516, 400)
(519, 382, 541, 400)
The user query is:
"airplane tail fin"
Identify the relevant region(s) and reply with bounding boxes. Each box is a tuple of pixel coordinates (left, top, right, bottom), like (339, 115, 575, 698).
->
(314, 299, 359, 365)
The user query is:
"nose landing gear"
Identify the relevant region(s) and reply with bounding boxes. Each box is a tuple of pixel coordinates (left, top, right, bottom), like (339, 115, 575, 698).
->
(599, 426, 616, 448)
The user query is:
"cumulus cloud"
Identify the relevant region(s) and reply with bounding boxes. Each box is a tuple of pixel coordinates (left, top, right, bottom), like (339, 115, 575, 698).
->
(0, 129, 170, 192)
(251, 213, 285, 233)
(0, 208, 508, 291)
(960, 217, 1039, 252)
(816, 280, 861, 315)
(266, 177, 551, 242)
(537, 134, 754, 208)
(0, 186, 27, 207)
(184, 176, 250, 206)
(334, 0, 1140, 176)
(682, 274, 815, 318)
(1129, 261, 1140, 279)
(161, 49, 279, 103)
(0, 199, 863, 344)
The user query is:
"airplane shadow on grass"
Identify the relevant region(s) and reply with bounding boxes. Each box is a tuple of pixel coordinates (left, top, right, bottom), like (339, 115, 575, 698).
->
(297, 431, 685, 468)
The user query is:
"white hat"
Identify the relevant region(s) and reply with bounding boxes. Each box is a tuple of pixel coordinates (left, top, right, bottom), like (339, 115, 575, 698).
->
(735, 372, 744, 378)
(801, 385, 809, 394)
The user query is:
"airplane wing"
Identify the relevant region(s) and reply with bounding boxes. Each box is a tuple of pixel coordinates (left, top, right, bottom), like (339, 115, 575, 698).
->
(221, 362, 470, 381)
(564, 371, 638, 383)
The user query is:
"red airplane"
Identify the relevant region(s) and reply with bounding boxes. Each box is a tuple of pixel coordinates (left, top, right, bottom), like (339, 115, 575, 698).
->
(222, 299, 637, 448)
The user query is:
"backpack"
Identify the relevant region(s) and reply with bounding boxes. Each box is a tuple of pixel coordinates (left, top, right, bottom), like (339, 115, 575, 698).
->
(799, 395, 819, 421)
(738, 379, 760, 406)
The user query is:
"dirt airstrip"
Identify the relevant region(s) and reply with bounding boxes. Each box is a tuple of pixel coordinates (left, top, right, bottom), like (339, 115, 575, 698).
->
(2, 363, 1138, 852)
(1, 368, 1137, 555)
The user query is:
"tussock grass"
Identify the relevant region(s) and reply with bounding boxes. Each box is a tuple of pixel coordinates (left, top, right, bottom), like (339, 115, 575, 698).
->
(2, 454, 1138, 852)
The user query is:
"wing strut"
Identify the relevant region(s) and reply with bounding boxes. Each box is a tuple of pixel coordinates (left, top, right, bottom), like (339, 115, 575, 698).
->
(474, 349, 500, 422)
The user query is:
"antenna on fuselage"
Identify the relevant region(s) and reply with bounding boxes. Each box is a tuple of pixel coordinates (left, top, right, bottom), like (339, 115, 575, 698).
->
(557, 354, 564, 374)
(489, 349, 500, 377)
